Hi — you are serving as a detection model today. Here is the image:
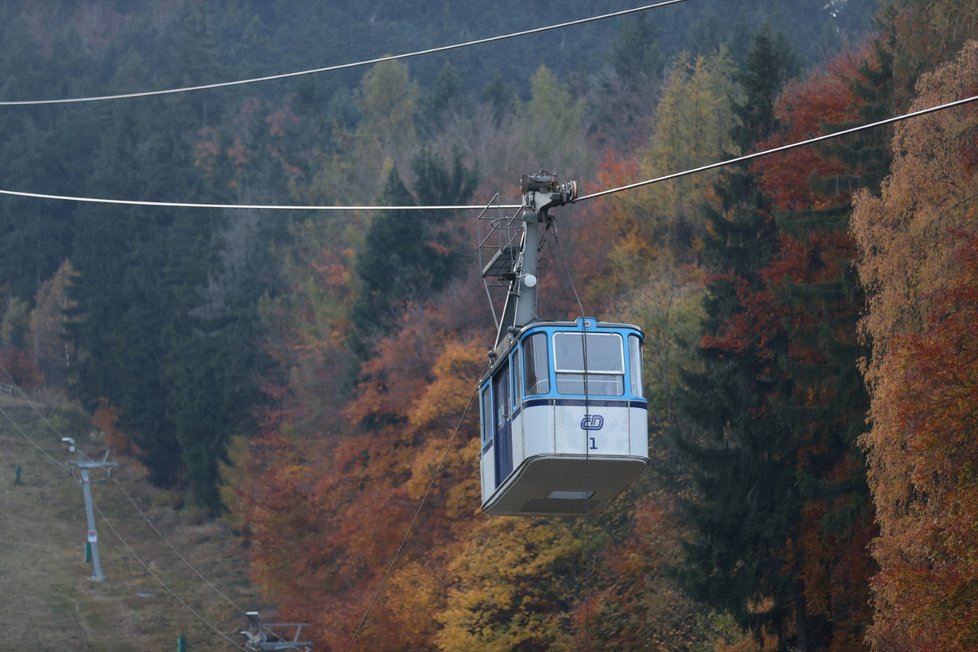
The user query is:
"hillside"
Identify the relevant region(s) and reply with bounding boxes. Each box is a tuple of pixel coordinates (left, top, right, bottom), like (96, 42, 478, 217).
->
(0, 392, 259, 650)
(1, 0, 977, 649)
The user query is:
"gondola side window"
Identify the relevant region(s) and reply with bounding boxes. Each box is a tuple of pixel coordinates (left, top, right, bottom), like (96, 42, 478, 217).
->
(492, 362, 510, 428)
(481, 387, 493, 446)
(512, 347, 523, 408)
(523, 333, 551, 396)
(628, 334, 644, 397)
(553, 332, 624, 396)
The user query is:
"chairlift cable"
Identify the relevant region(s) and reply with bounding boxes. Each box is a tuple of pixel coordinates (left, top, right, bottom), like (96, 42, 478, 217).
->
(111, 477, 251, 615)
(0, 402, 242, 647)
(0, 358, 249, 616)
(92, 502, 249, 650)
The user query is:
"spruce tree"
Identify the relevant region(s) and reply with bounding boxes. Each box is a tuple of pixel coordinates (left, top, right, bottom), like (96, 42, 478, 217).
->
(349, 152, 475, 358)
(763, 45, 893, 649)
(675, 26, 801, 646)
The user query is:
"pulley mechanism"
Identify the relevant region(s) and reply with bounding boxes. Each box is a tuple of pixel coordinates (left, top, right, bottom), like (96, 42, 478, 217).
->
(483, 171, 578, 352)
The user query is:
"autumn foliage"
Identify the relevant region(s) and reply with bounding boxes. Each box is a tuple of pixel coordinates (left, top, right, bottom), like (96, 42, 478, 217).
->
(225, 17, 978, 652)
(852, 40, 978, 650)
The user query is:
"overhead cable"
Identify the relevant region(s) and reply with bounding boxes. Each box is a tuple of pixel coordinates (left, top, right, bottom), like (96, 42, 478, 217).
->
(0, 190, 521, 211)
(2, 93, 976, 212)
(0, 363, 247, 645)
(0, 0, 690, 106)
(0, 399, 244, 650)
(575, 93, 978, 203)
(111, 477, 250, 615)
(93, 503, 248, 651)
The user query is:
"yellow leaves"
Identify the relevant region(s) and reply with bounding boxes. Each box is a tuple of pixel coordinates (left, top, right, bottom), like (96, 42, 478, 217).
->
(638, 47, 740, 245)
(385, 561, 442, 644)
(435, 517, 583, 651)
(408, 339, 484, 429)
(395, 338, 484, 507)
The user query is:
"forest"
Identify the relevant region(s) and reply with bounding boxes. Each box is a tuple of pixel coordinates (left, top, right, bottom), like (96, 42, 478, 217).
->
(1, 0, 977, 649)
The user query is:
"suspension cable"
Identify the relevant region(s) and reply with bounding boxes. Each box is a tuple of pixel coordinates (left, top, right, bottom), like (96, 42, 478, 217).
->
(0, 1, 690, 107)
(574, 93, 978, 203)
(0, 190, 521, 212)
(2, 93, 975, 213)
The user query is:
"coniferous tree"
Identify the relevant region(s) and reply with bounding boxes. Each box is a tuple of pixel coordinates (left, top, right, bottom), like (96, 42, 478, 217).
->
(350, 152, 476, 358)
(760, 44, 892, 650)
(676, 27, 800, 648)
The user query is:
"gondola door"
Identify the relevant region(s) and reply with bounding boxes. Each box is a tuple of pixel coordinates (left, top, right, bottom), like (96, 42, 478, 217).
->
(492, 362, 513, 488)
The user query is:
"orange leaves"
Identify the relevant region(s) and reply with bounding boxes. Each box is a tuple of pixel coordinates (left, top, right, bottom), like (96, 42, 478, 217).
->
(92, 398, 129, 454)
(247, 282, 491, 649)
(408, 338, 484, 431)
(868, 330, 978, 652)
(853, 41, 978, 369)
(753, 50, 868, 211)
(852, 41, 978, 650)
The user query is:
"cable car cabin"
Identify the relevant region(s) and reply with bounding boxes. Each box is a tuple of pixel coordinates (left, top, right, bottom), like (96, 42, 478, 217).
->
(479, 317, 649, 516)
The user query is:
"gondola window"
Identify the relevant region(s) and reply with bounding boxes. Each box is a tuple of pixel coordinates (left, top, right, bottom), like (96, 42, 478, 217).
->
(553, 332, 624, 396)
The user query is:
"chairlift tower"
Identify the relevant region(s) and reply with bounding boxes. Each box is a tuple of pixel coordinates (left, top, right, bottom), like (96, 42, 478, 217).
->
(63, 437, 117, 582)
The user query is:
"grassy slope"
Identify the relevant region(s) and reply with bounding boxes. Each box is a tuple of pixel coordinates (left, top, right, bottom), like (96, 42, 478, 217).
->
(0, 394, 263, 651)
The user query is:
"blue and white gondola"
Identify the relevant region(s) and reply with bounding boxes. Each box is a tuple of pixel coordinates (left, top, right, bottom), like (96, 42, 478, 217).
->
(479, 316, 649, 515)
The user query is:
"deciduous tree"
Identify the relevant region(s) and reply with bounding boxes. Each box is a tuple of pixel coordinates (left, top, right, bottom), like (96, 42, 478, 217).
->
(851, 39, 978, 650)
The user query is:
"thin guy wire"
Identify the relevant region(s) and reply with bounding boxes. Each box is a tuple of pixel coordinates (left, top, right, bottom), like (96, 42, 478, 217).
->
(344, 369, 485, 651)
(2, 93, 976, 213)
(0, 359, 248, 616)
(0, 1, 690, 106)
(92, 502, 248, 651)
(110, 477, 249, 615)
(574, 93, 978, 203)
(553, 231, 593, 649)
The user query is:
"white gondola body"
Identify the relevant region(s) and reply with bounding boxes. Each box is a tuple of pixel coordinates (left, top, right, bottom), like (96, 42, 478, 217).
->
(479, 317, 649, 515)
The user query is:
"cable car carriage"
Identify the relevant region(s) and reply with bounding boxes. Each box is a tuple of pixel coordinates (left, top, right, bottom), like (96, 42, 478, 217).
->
(478, 173, 649, 516)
